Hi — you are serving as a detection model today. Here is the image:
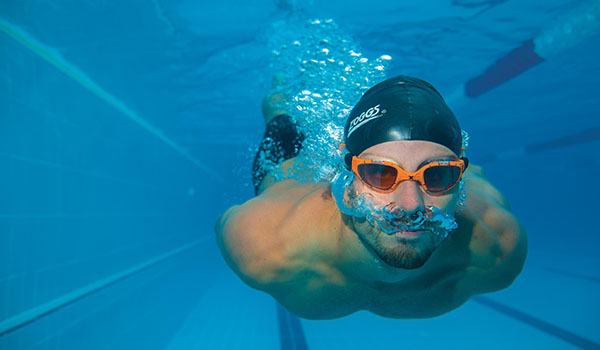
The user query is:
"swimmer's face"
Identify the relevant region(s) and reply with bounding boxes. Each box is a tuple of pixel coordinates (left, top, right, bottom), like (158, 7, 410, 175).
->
(349, 140, 461, 269)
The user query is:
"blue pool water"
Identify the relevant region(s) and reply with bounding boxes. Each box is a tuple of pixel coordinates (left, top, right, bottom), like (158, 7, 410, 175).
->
(1, 1, 599, 349)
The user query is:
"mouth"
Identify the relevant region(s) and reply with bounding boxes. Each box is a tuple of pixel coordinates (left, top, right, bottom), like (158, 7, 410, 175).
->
(392, 229, 426, 239)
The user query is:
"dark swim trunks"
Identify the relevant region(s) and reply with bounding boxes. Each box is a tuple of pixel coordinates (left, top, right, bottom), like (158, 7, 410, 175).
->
(252, 114, 304, 195)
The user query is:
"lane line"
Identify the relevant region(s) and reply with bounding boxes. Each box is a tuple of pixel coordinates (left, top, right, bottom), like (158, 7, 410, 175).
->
(464, 0, 600, 98)
(276, 303, 308, 350)
(473, 296, 600, 350)
(476, 127, 600, 163)
(0, 212, 187, 219)
(0, 18, 221, 182)
(0, 237, 208, 337)
(542, 266, 600, 285)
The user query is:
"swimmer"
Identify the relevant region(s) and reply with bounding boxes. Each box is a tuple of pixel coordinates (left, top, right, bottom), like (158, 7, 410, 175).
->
(215, 75, 527, 319)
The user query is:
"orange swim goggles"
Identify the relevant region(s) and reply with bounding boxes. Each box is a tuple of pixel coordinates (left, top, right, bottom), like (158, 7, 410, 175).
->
(349, 156, 468, 194)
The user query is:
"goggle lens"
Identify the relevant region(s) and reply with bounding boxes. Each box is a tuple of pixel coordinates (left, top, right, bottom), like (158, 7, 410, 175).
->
(423, 165, 462, 192)
(356, 163, 462, 193)
(357, 164, 398, 190)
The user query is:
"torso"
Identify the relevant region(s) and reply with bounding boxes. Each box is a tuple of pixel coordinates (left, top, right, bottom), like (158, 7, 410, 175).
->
(257, 180, 479, 319)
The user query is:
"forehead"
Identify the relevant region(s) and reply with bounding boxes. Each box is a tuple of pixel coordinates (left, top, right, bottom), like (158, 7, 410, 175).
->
(359, 140, 456, 167)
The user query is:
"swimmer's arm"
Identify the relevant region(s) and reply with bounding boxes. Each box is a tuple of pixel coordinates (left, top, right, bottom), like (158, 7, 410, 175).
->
(215, 193, 352, 319)
(215, 200, 287, 287)
(454, 165, 528, 297)
(462, 164, 511, 209)
(215, 191, 323, 290)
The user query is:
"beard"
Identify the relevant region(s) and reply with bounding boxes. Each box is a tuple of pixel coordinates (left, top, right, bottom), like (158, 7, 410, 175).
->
(372, 238, 435, 269)
(352, 214, 444, 269)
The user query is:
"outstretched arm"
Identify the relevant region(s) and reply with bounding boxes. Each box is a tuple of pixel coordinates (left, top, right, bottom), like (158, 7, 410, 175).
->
(454, 164, 528, 296)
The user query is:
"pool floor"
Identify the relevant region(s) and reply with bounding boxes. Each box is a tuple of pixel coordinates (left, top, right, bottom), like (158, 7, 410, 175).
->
(167, 248, 599, 350)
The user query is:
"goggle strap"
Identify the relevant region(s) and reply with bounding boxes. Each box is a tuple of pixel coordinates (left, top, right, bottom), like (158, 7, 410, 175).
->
(461, 157, 469, 171)
(344, 153, 354, 170)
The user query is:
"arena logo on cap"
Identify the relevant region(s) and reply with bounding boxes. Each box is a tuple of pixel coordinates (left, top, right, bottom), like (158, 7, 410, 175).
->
(347, 104, 386, 137)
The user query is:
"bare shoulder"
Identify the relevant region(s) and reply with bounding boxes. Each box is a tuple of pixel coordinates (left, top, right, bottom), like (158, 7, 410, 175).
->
(215, 180, 342, 293)
(454, 164, 528, 296)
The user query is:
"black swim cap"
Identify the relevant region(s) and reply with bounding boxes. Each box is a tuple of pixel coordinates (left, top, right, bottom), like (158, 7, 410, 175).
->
(344, 75, 463, 158)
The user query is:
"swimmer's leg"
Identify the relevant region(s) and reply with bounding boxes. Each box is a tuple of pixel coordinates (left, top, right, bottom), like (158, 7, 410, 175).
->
(261, 73, 289, 124)
(252, 114, 304, 195)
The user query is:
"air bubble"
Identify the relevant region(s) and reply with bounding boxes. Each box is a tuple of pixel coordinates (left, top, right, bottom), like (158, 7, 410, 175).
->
(262, 17, 389, 184)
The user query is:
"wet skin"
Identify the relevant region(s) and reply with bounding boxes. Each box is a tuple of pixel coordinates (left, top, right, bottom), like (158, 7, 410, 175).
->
(345, 141, 462, 271)
(215, 140, 527, 319)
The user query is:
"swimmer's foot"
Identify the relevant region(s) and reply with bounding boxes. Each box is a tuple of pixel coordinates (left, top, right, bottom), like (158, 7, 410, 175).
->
(262, 72, 289, 124)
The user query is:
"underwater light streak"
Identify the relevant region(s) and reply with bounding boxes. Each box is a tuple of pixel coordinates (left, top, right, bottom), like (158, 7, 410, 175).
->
(0, 239, 206, 337)
(0, 18, 221, 181)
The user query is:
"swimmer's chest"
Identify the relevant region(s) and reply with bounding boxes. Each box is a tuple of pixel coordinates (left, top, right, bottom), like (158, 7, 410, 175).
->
(293, 265, 465, 319)
(360, 241, 472, 318)
(361, 270, 460, 317)
(280, 186, 469, 318)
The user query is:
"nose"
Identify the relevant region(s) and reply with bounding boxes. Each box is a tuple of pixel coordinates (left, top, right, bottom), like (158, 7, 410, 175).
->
(390, 179, 425, 212)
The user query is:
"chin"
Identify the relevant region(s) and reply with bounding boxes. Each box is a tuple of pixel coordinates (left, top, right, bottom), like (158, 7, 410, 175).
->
(373, 231, 439, 269)
(377, 245, 434, 269)
(353, 218, 442, 270)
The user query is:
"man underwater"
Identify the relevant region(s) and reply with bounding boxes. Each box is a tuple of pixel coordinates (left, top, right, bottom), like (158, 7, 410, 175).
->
(215, 75, 527, 319)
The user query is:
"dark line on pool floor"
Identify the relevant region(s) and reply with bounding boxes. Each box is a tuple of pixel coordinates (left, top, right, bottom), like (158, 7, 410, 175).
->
(473, 296, 600, 350)
(525, 127, 600, 153)
(276, 303, 308, 350)
(542, 266, 600, 284)
(476, 127, 600, 163)
(0, 240, 202, 337)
